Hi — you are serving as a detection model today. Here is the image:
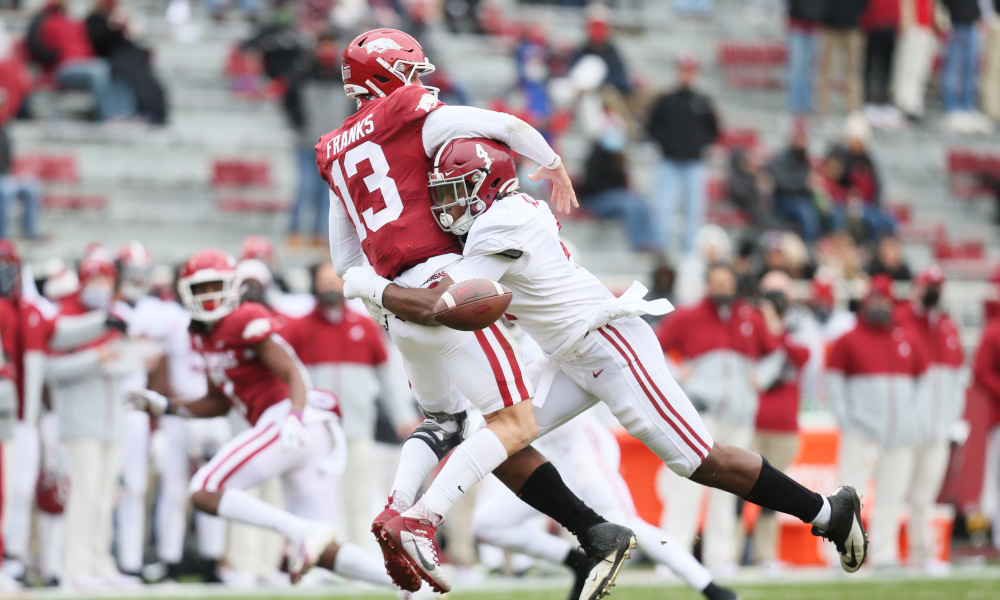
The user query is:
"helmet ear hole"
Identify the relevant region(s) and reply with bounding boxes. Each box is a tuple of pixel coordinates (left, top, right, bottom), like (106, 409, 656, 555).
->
(491, 177, 501, 188)
(373, 75, 390, 83)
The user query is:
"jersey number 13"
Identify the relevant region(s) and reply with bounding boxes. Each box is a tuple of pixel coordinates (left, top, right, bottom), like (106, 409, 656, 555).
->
(329, 141, 403, 241)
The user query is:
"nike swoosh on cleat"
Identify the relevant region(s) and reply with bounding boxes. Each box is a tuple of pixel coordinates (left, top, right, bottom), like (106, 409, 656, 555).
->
(843, 543, 858, 569)
(414, 544, 437, 572)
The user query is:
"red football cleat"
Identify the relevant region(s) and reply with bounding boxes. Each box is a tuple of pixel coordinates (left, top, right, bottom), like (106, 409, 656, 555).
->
(371, 498, 421, 592)
(383, 510, 451, 594)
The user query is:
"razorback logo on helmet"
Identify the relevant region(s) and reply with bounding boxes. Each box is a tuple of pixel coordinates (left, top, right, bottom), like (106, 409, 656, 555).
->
(365, 37, 404, 54)
(243, 318, 272, 340)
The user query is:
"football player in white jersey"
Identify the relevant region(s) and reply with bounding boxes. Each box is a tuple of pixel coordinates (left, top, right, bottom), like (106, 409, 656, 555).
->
(344, 138, 869, 575)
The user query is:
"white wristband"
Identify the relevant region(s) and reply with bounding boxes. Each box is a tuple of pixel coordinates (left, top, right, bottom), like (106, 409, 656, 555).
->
(545, 154, 562, 171)
(371, 276, 391, 305)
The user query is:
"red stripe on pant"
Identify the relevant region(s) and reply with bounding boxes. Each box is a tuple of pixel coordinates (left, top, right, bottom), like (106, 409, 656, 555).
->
(597, 327, 708, 460)
(606, 324, 713, 456)
(475, 328, 514, 407)
(200, 422, 277, 491)
(488, 323, 530, 401)
(216, 432, 282, 490)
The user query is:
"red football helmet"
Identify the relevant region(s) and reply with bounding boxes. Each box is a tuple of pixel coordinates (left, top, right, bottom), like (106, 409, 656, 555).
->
(116, 240, 155, 303)
(429, 138, 520, 235)
(0, 239, 21, 298)
(78, 254, 118, 284)
(177, 249, 239, 322)
(240, 235, 276, 268)
(341, 28, 436, 100)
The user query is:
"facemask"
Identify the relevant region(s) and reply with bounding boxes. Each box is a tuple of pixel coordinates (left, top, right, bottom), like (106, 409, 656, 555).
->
(812, 306, 831, 323)
(863, 307, 893, 327)
(316, 290, 343, 308)
(80, 285, 112, 310)
(0, 264, 18, 298)
(921, 289, 941, 309)
(763, 290, 789, 316)
(710, 294, 735, 310)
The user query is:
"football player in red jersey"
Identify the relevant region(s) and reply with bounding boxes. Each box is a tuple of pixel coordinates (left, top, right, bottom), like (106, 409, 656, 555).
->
(127, 249, 391, 587)
(319, 28, 634, 596)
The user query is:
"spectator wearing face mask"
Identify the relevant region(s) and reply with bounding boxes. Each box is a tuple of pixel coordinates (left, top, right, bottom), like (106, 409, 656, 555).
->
(655, 262, 783, 575)
(826, 274, 929, 569)
(892, 266, 965, 574)
(749, 271, 811, 570)
(282, 262, 417, 547)
(45, 253, 156, 586)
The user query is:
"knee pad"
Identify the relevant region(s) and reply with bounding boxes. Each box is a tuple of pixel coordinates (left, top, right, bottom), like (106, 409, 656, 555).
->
(407, 409, 469, 461)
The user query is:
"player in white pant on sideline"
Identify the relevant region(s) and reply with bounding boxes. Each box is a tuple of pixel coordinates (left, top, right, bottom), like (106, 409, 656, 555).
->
(346, 137, 870, 580)
(128, 249, 394, 589)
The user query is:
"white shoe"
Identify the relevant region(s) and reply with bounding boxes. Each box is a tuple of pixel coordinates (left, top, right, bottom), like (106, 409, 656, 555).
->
(811, 486, 868, 573)
(218, 566, 257, 588)
(287, 522, 337, 584)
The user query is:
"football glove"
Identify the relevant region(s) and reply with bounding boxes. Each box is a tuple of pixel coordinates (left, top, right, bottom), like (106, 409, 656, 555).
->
(279, 410, 310, 452)
(342, 265, 391, 305)
(126, 389, 171, 418)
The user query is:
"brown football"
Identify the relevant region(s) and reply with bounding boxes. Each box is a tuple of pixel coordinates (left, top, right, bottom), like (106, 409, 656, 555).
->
(433, 279, 513, 331)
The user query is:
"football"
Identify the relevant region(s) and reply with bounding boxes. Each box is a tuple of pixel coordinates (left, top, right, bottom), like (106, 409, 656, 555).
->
(433, 279, 513, 331)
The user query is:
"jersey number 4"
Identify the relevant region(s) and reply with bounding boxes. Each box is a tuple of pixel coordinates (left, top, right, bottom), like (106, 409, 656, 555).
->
(329, 141, 403, 241)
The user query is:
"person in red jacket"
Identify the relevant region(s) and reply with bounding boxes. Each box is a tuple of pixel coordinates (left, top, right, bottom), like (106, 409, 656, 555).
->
(25, 0, 132, 121)
(894, 265, 965, 572)
(751, 271, 811, 569)
(655, 262, 784, 573)
(826, 274, 930, 568)
(971, 299, 1000, 552)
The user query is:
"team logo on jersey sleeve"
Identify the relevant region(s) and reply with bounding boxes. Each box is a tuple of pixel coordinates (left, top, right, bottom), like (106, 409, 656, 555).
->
(365, 38, 404, 54)
(243, 318, 273, 340)
(416, 93, 438, 112)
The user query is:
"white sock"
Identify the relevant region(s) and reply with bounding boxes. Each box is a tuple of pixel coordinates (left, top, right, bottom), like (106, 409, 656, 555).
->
(810, 496, 832, 530)
(629, 518, 712, 591)
(415, 428, 508, 519)
(389, 438, 442, 508)
(332, 542, 394, 586)
(216, 489, 309, 543)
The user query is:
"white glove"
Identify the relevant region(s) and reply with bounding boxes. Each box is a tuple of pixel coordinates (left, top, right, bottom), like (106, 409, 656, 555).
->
(279, 411, 310, 452)
(126, 389, 170, 418)
(342, 265, 391, 304)
(361, 297, 389, 330)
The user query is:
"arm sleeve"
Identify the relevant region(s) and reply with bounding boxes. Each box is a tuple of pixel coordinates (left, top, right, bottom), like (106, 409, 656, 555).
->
(45, 350, 102, 384)
(446, 254, 516, 285)
(22, 351, 45, 425)
(422, 105, 558, 168)
(330, 194, 366, 276)
(49, 312, 110, 351)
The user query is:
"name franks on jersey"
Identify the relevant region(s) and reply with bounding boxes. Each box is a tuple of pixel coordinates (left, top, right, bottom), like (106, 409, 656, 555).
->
(326, 115, 377, 157)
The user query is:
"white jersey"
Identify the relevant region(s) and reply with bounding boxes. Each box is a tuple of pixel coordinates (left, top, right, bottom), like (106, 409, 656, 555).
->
(130, 298, 206, 400)
(448, 193, 613, 354)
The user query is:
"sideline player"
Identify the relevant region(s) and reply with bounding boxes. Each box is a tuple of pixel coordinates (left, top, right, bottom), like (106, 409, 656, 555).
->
(127, 249, 390, 587)
(320, 28, 633, 597)
(344, 138, 869, 574)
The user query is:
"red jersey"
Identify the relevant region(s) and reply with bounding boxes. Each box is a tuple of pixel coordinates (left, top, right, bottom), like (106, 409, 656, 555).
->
(0, 296, 54, 418)
(191, 302, 294, 426)
(316, 85, 463, 280)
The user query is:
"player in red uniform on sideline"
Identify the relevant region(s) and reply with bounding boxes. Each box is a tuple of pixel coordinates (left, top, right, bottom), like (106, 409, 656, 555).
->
(127, 249, 392, 587)
(319, 28, 634, 598)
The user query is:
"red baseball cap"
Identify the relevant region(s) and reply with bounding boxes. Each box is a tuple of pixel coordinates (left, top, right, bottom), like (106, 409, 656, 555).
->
(916, 265, 945, 286)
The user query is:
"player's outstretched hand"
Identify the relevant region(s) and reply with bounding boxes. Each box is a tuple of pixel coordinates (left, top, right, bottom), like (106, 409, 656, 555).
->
(280, 411, 310, 452)
(126, 389, 170, 418)
(528, 161, 578, 214)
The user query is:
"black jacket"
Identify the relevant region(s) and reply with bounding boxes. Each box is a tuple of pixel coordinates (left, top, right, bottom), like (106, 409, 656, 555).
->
(941, 0, 981, 25)
(768, 147, 813, 197)
(788, 0, 825, 24)
(578, 141, 628, 198)
(646, 87, 719, 161)
(822, 0, 868, 28)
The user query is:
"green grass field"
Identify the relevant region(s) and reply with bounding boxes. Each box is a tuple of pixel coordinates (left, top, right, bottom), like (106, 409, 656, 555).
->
(30, 569, 1000, 600)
